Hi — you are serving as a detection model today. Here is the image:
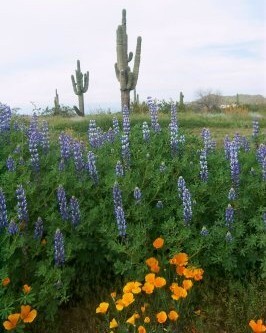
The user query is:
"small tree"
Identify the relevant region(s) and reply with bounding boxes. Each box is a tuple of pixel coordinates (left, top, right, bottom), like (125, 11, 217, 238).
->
(195, 89, 222, 112)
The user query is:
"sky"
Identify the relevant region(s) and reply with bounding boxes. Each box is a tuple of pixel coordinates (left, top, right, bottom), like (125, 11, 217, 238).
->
(0, 0, 265, 114)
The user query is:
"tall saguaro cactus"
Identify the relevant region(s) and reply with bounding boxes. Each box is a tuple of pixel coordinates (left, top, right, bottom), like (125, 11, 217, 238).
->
(54, 89, 60, 115)
(71, 60, 89, 117)
(115, 9, 142, 111)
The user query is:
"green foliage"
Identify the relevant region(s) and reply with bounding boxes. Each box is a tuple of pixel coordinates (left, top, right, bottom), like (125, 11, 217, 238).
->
(0, 108, 265, 332)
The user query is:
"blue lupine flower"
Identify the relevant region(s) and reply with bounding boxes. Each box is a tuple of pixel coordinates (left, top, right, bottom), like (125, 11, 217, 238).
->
(59, 132, 72, 160)
(122, 105, 130, 136)
(16, 185, 29, 224)
(6, 156, 15, 172)
(104, 128, 115, 143)
(73, 140, 85, 172)
(156, 200, 163, 208)
(142, 121, 150, 142)
(233, 132, 241, 151)
(0, 189, 8, 229)
(13, 145, 21, 154)
(252, 118, 259, 138)
(241, 136, 250, 152)
(201, 128, 212, 153)
(88, 120, 100, 148)
(228, 188, 236, 201)
(0, 104, 12, 133)
(54, 229, 65, 267)
(121, 134, 130, 167)
(113, 116, 120, 135)
(113, 182, 123, 209)
(8, 220, 19, 235)
(229, 140, 240, 187)
(169, 122, 178, 155)
(225, 231, 233, 242)
(257, 144, 266, 165)
(115, 206, 127, 237)
(40, 120, 50, 152)
(200, 226, 209, 236)
(178, 134, 186, 144)
(147, 97, 161, 132)
(27, 113, 39, 139)
(115, 160, 124, 177)
(69, 196, 81, 227)
(170, 103, 178, 128)
(159, 162, 166, 173)
(57, 185, 69, 221)
(86, 151, 98, 184)
(182, 188, 192, 225)
(262, 157, 266, 181)
(177, 176, 186, 199)
(34, 217, 44, 240)
(199, 149, 208, 182)
(29, 132, 40, 172)
(133, 187, 142, 202)
(225, 204, 234, 228)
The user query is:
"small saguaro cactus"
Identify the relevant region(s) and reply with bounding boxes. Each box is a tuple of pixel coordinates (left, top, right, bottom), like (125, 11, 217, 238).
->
(71, 60, 89, 117)
(54, 89, 60, 115)
(133, 88, 139, 104)
(115, 9, 142, 111)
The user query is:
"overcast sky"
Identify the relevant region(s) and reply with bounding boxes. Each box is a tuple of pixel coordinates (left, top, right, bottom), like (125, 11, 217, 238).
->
(0, 0, 265, 114)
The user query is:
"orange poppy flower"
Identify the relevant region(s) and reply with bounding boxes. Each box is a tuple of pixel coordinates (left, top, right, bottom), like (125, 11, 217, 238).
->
(20, 305, 37, 323)
(138, 326, 147, 333)
(154, 277, 166, 288)
(142, 282, 155, 294)
(156, 311, 167, 324)
(23, 284, 31, 294)
(249, 319, 266, 333)
(3, 313, 20, 330)
(153, 237, 164, 249)
(170, 283, 188, 300)
(170, 253, 188, 266)
(144, 316, 150, 323)
(182, 279, 193, 290)
(2, 277, 10, 287)
(123, 281, 142, 294)
(122, 292, 135, 307)
(126, 313, 140, 325)
(145, 273, 155, 284)
(168, 310, 179, 321)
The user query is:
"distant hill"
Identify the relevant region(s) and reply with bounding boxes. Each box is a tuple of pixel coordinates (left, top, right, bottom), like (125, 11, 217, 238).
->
(221, 94, 266, 105)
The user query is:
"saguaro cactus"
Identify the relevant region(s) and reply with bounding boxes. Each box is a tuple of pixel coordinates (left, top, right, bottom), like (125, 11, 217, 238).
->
(115, 9, 142, 111)
(71, 60, 89, 117)
(54, 89, 60, 115)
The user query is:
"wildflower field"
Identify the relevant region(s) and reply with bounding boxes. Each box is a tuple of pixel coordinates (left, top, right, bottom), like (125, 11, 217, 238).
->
(0, 101, 265, 333)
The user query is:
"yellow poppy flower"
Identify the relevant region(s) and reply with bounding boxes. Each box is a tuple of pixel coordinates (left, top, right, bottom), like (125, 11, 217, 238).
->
(144, 316, 150, 323)
(109, 318, 118, 329)
(126, 313, 139, 325)
(96, 302, 109, 314)
(3, 313, 20, 330)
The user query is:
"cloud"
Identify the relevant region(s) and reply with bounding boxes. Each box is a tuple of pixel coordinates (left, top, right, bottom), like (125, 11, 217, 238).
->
(0, 0, 265, 113)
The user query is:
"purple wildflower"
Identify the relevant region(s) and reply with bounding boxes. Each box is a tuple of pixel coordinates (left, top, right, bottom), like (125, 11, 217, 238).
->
(182, 188, 192, 225)
(0, 189, 8, 229)
(6, 156, 15, 172)
(225, 231, 233, 242)
(16, 185, 29, 224)
(133, 187, 142, 202)
(54, 229, 65, 267)
(122, 105, 130, 136)
(34, 217, 44, 240)
(147, 97, 161, 132)
(8, 220, 19, 235)
(86, 151, 98, 184)
(29, 132, 40, 172)
(200, 226, 209, 236)
(199, 149, 208, 182)
(113, 117, 120, 135)
(115, 160, 124, 177)
(121, 134, 130, 167)
(201, 128, 212, 153)
(88, 120, 100, 149)
(69, 196, 81, 227)
(73, 140, 85, 172)
(142, 121, 150, 142)
(57, 185, 69, 221)
(229, 140, 240, 187)
(115, 206, 127, 237)
(59, 132, 72, 160)
(0, 104, 12, 132)
(228, 188, 236, 201)
(177, 176, 186, 199)
(257, 144, 266, 165)
(262, 157, 266, 181)
(170, 103, 178, 128)
(224, 135, 231, 160)
(113, 182, 123, 209)
(252, 118, 259, 138)
(225, 204, 234, 228)
(40, 120, 50, 152)
(169, 122, 178, 155)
